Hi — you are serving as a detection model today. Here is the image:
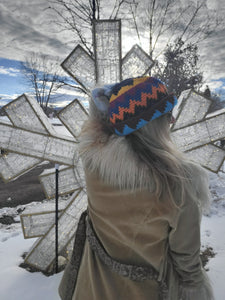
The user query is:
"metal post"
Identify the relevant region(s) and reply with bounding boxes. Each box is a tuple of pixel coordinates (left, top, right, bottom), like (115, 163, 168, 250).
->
(93, 0, 96, 20)
(55, 163, 59, 273)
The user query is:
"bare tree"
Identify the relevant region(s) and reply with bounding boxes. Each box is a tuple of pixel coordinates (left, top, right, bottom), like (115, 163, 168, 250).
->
(129, 0, 223, 61)
(20, 53, 67, 109)
(47, 0, 223, 97)
(48, 0, 136, 55)
(48, 0, 223, 71)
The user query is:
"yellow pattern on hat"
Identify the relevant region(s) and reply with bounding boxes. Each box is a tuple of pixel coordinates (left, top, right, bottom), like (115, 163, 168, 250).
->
(109, 77, 149, 103)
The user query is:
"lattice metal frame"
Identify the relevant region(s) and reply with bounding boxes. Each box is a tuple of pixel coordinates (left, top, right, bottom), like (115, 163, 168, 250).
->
(57, 99, 88, 139)
(0, 122, 77, 165)
(5, 94, 56, 135)
(61, 45, 95, 91)
(185, 144, 225, 173)
(93, 19, 122, 84)
(172, 90, 213, 130)
(0, 152, 40, 183)
(122, 44, 154, 80)
(171, 90, 225, 173)
(24, 189, 87, 271)
(21, 209, 64, 239)
(39, 167, 81, 199)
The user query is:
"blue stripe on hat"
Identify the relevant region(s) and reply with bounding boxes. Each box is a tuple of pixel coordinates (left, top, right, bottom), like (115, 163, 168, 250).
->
(164, 100, 174, 113)
(115, 124, 136, 136)
(136, 118, 149, 129)
(151, 110, 162, 120)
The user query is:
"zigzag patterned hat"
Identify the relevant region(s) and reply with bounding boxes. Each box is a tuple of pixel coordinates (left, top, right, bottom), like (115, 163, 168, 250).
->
(108, 76, 177, 136)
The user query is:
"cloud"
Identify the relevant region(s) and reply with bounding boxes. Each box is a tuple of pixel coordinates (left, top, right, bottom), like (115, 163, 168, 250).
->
(0, 93, 21, 105)
(50, 99, 74, 108)
(199, 28, 225, 81)
(0, 0, 72, 61)
(206, 0, 220, 10)
(50, 98, 89, 109)
(0, 0, 225, 99)
(0, 66, 20, 77)
(205, 80, 224, 90)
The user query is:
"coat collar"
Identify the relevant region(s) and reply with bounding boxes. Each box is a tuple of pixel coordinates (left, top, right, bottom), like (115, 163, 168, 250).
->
(78, 120, 155, 191)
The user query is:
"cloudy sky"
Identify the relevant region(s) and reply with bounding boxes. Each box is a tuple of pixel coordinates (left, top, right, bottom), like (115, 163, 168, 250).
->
(0, 0, 225, 107)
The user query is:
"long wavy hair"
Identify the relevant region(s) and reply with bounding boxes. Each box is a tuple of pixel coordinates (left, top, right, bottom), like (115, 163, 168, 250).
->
(126, 114, 193, 202)
(79, 95, 208, 208)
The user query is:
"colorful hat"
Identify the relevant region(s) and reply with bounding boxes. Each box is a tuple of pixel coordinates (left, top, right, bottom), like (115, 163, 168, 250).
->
(108, 76, 177, 136)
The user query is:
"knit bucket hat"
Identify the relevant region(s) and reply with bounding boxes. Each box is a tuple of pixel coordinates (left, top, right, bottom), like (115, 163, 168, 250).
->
(108, 76, 177, 136)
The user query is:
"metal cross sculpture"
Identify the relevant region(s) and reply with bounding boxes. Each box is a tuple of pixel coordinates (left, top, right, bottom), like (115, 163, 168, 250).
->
(0, 20, 155, 272)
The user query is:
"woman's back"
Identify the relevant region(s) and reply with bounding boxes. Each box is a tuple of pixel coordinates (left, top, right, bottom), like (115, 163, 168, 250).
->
(59, 76, 214, 300)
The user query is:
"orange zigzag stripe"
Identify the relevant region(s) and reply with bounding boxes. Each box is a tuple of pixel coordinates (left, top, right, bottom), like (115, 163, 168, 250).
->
(110, 84, 167, 124)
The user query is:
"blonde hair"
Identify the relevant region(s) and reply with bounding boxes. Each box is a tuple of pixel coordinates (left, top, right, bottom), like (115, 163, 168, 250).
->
(81, 97, 209, 204)
(126, 114, 194, 203)
(79, 95, 210, 212)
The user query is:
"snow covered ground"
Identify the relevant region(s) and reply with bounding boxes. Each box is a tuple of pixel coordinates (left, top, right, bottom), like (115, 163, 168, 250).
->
(0, 117, 225, 299)
(202, 172, 225, 300)
(0, 224, 63, 300)
(0, 199, 64, 300)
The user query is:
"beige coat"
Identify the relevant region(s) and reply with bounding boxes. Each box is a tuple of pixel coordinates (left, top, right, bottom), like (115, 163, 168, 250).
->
(59, 120, 214, 300)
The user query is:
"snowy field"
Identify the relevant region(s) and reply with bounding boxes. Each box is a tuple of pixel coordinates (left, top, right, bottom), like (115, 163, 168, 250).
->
(0, 118, 225, 299)
(0, 223, 63, 300)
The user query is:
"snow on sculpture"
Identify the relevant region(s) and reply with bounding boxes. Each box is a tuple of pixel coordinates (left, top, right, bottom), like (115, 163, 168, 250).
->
(0, 19, 225, 272)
